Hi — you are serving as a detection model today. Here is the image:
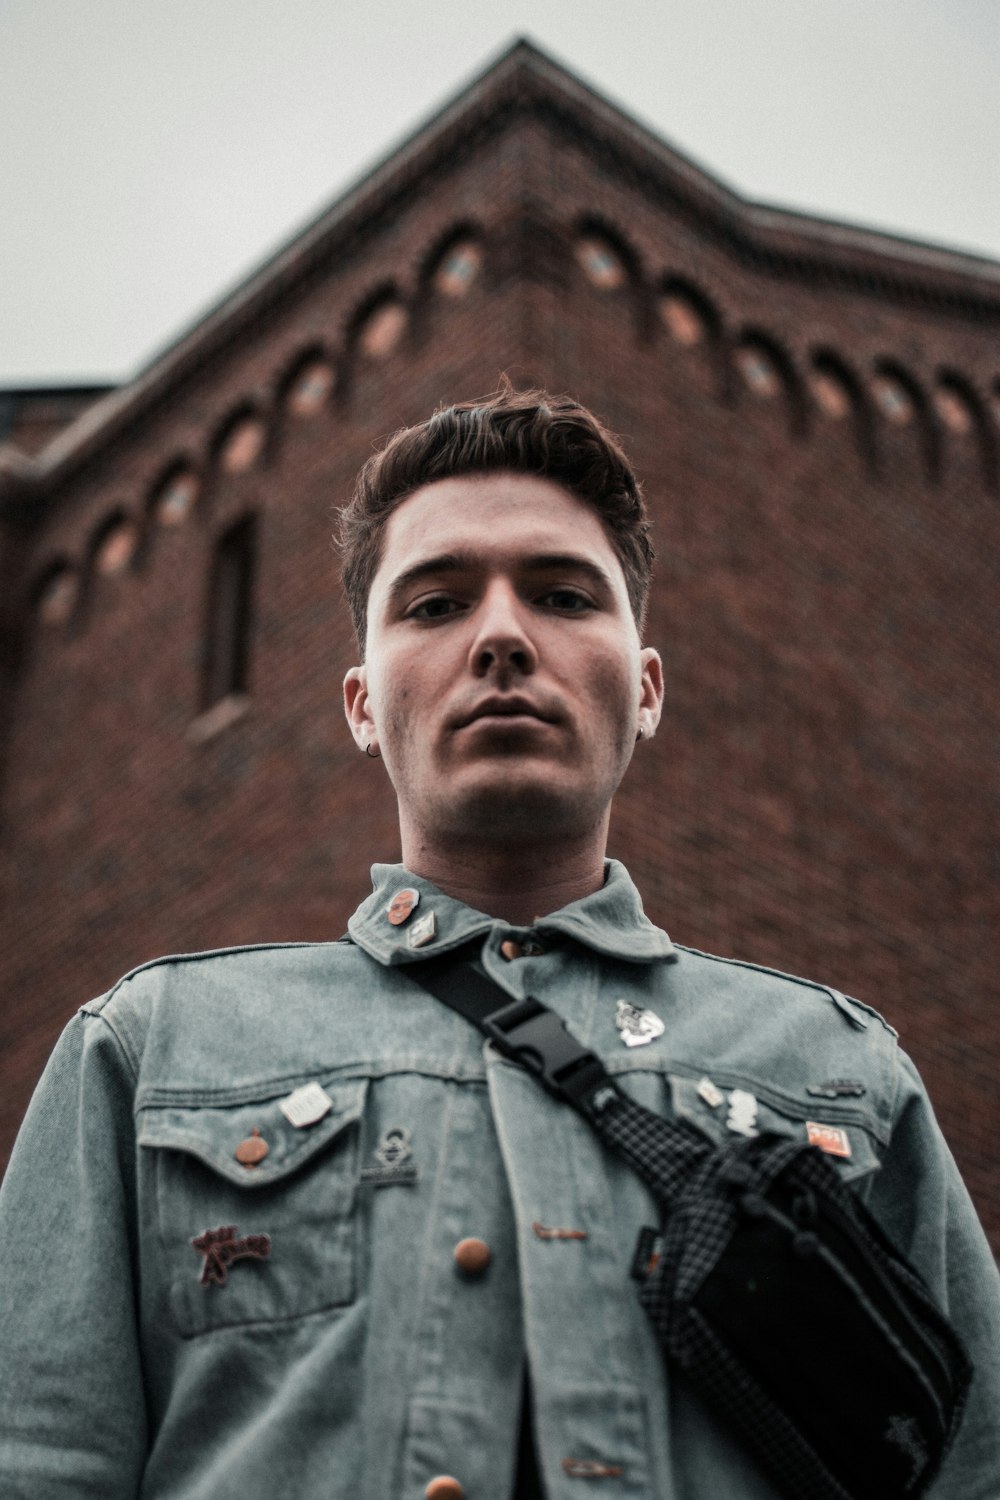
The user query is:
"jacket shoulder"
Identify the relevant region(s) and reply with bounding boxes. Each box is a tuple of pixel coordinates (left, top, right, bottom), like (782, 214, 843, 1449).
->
(80, 941, 362, 1074)
(672, 943, 899, 1039)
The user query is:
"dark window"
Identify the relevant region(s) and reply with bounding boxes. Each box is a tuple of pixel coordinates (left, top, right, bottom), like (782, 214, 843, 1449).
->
(201, 515, 257, 711)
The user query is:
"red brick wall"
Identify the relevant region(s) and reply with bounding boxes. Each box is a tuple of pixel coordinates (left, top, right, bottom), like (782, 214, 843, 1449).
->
(1, 102, 998, 1251)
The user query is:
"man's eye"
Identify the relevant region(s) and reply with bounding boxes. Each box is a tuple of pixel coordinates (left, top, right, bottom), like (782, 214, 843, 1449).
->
(540, 589, 592, 612)
(409, 596, 461, 620)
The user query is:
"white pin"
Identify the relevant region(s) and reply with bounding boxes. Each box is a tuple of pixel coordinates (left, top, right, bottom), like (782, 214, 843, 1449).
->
(280, 1081, 334, 1129)
(697, 1076, 724, 1109)
(726, 1088, 759, 1137)
(407, 910, 437, 948)
(614, 999, 665, 1048)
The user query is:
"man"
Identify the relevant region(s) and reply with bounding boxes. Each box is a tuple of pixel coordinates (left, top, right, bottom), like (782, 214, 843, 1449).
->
(1, 385, 998, 1498)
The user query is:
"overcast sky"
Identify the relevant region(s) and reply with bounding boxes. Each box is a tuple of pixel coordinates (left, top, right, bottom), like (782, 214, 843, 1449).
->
(2, 0, 999, 387)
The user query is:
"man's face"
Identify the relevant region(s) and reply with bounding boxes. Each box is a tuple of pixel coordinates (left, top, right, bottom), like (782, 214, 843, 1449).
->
(343, 472, 663, 851)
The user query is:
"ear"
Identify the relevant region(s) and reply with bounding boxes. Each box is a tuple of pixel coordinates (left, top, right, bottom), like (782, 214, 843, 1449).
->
(343, 665, 376, 754)
(636, 647, 664, 742)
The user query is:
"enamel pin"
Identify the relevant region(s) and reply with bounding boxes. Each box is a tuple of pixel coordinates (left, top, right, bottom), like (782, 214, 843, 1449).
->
(387, 888, 420, 926)
(806, 1121, 852, 1158)
(407, 911, 437, 948)
(614, 999, 665, 1048)
(726, 1088, 759, 1137)
(360, 1126, 419, 1186)
(280, 1081, 334, 1128)
(697, 1076, 724, 1109)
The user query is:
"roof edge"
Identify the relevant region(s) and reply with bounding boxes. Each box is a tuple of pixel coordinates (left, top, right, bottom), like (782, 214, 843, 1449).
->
(23, 36, 1000, 490)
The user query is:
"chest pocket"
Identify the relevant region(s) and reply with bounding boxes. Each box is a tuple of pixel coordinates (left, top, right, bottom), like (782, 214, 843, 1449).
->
(667, 1073, 883, 1188)
(138, 1077, 367, 1337)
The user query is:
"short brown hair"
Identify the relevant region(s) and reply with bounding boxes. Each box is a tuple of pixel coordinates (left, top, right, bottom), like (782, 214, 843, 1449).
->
(337, 380, 654, 655)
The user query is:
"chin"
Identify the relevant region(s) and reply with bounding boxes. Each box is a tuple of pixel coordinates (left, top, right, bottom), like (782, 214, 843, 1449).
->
(440, 776, 602, 845)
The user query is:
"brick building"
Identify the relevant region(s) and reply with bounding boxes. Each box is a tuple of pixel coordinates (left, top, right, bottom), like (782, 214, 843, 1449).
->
(1, 41, 998, 1250)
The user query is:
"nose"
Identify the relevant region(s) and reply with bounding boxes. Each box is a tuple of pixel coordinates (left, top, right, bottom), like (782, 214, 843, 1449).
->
(467, 582, 538, 679)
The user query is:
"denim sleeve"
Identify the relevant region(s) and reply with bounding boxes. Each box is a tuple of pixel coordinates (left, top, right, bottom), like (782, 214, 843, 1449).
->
(0, 1009, 147, 1499)
(867, 1049, 1000, 1498)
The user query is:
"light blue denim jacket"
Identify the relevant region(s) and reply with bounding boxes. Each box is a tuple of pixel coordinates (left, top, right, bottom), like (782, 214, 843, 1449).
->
(1, 861, 998, 1498)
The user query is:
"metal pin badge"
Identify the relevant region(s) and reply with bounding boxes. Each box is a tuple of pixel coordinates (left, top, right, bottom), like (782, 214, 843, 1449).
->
(387, 887, 420, 926)
(697, 1076, 724, 1109)
(234, 1127, 269, 1167)
(726, 1089, 759, 1137)
(280, 1081, 333, 1128)
(614, 999, 665, 1048)
(407, 910, 437, 948)
(806, 1121, 852, 1158)
(360, 1126, 419, 1186)
(806, 1079, 866, 1099)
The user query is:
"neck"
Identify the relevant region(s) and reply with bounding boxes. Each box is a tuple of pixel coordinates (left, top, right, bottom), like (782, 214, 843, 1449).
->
(399, 821, 609, 926)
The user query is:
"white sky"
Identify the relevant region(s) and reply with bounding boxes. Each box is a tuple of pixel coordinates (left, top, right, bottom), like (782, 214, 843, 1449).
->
(2, 0, 999, 386)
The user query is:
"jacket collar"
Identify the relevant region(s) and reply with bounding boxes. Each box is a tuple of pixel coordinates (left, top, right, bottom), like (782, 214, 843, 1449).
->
(348, 858, 676, 967)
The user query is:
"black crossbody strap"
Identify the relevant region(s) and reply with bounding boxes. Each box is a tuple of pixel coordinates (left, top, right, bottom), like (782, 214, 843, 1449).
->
(407, 948, 711, 1199)
(410, 946, 615, 1116)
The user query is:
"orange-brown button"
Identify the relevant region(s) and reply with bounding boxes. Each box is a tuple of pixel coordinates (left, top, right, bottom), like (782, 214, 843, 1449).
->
(454, 1237, 491, 1275)
(387, 887, 420, 925)
(500, 939, 523, 961)
(234, 1128, 269, 1167)
(425, 1478, 465, 1500)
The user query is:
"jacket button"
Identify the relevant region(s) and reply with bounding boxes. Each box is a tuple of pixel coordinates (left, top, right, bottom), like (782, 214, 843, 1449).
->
(425, 1478, 465, 1500)
(454, 1237, 491, 1275)
(500, 939, 523, 961)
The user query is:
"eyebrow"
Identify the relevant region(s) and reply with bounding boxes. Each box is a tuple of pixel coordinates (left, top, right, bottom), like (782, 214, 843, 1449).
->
(384, 551, 618, 611)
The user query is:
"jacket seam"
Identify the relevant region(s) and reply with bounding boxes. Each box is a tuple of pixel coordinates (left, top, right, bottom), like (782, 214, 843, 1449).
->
(79, 1005, 142, 1084)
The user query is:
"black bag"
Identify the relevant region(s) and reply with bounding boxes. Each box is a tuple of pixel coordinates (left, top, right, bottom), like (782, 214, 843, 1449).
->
(602, 1101, 971, 1499)
(405, 953, 972, 1500)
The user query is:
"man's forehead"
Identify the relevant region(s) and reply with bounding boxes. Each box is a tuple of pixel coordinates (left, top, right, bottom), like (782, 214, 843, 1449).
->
(374, 472, 620, 582)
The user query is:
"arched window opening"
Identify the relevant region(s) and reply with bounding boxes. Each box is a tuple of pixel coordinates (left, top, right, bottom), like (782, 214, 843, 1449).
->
(200, 514, 257, 712)
(35, 563, 78, 626)
(934, 373, 996, 489)
(575, 234, 627, 291)
(735, 342, 782, 399)
(934, 384, 974, 435)
(871, 363, 938, 479)
(356, 299, 409, 359)
(218, 411, 267, 474)
(810, 367, 852, 420)
(286, 357, 335, 417)
(433, 238, 484, 298)
(871, 371, 915, 426)
(808, 352, 875, 468)
(153, 466, 200, 527)
(94, 514, 138, 576)
(660, 289, 711, 347)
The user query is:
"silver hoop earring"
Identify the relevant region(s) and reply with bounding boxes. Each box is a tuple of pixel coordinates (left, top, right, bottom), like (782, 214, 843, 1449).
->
(365, 743, 381, 759)
(636, 725, 645, 742)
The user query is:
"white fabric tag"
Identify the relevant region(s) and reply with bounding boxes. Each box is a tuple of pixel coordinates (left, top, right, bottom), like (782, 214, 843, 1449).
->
(280, 1082, 334, 1128)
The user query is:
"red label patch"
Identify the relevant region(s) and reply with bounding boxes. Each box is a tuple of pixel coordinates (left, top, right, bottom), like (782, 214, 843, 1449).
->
(806, 1121, 852, 1158)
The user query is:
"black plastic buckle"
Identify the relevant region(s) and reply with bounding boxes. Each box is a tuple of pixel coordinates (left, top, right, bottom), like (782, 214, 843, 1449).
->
(482, 997, 614, 1112)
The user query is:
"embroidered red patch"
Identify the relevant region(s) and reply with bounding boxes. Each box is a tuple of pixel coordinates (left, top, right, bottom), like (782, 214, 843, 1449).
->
(532, 1221, 588, 1241)
(191, 1225, 271, 1286)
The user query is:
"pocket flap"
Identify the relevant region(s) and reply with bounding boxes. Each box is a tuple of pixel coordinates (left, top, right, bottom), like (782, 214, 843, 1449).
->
(669, 1073, 881, 1183)
(138, 1078, 366, 1188)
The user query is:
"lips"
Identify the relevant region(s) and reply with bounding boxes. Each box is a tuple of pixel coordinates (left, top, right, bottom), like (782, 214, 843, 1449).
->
(454, 696, 554, 729)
